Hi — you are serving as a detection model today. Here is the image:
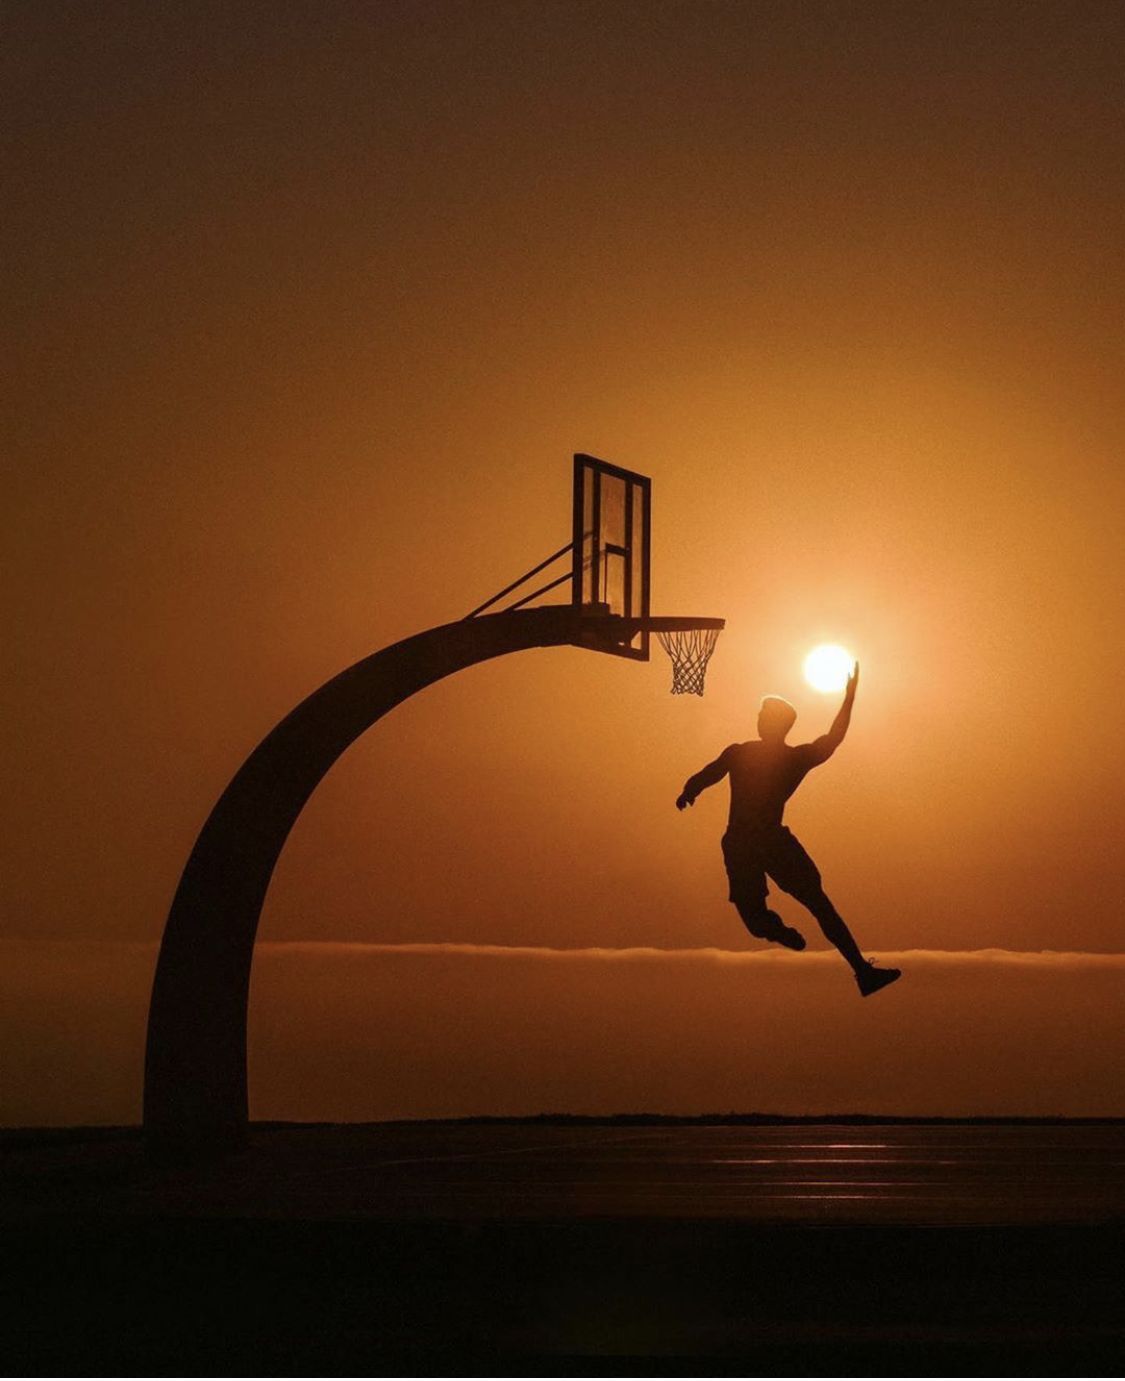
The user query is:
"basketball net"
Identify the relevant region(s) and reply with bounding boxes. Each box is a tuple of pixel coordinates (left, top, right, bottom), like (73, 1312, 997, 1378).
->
(656, 626, 721, 696)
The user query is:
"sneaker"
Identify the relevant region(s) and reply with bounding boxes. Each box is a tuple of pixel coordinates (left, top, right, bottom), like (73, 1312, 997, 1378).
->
(855, 959, 901, 997)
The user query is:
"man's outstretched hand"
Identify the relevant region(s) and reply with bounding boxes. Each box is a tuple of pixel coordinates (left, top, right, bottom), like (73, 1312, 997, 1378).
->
(846, 661, 860, 698)
(676, 792, 695, 811)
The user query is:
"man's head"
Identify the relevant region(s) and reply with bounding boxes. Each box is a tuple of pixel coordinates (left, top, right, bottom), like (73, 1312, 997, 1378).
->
(758, 695, 797, 743)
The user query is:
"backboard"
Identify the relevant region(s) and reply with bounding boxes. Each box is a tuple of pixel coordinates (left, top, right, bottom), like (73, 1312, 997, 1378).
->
(572, 454, 651, 659)
(466, 453, 720, 687)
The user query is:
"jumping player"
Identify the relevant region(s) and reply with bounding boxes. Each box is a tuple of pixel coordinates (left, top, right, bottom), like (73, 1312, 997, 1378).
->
(675, 664, 901, 997)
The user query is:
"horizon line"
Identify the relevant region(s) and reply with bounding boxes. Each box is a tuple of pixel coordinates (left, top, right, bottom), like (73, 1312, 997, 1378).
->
(4, 937, 1124, 965)
(259, 941, 1125, 965)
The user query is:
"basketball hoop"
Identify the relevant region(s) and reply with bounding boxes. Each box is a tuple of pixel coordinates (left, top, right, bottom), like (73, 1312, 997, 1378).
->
(656, 623, 722, 696)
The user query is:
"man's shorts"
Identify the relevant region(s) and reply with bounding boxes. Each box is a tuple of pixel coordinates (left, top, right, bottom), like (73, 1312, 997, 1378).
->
(721, 825, 823, 912)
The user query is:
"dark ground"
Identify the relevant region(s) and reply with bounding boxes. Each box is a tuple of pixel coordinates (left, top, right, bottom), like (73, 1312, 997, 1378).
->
(3, 1120, 1124, 1375)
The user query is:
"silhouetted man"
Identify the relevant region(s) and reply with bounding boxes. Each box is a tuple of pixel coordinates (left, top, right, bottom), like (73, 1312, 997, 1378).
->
(676, 665, 901, 997)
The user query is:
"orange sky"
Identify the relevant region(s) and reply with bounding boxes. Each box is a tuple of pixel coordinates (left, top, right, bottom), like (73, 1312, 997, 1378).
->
(5, 2, 1124, 1121)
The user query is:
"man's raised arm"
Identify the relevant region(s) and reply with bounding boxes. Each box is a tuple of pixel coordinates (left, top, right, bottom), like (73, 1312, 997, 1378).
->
(676, 747, 734, 811)
(806, 662, 859, 765)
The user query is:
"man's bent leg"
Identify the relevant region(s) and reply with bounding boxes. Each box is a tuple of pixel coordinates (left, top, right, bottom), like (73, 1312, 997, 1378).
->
(732, 896, 772, 939)
(733, 898, 807, 951)
(723, 832, 806, 952)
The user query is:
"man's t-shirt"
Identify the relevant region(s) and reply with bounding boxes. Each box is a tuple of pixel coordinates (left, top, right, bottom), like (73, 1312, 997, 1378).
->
(719, 739, 828, 833)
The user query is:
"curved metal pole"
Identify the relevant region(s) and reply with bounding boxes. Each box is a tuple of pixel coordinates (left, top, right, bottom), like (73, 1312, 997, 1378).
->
(143, 607, 593, 1157)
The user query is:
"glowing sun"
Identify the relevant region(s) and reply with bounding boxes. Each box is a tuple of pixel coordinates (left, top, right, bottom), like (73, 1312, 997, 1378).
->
(803, 643, 855, 693)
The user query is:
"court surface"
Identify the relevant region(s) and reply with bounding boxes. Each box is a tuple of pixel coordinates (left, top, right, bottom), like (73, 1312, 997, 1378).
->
(6, 1121, 1125, 1372)
(6, 1120, 1125, 1224)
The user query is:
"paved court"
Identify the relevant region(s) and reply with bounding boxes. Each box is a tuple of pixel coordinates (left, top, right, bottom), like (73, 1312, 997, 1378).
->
(6, 1120, 1125, 1224)
(5, 1122, 1125, 1372)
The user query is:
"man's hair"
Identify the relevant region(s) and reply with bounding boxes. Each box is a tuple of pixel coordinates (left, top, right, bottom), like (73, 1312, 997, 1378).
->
(758, 695, 797, 739)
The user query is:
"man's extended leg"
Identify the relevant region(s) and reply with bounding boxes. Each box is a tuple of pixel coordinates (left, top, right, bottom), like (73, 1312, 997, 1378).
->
(767, 827, 900, 995)
(800, 887, 865, 972)
(799, 887, 900, 994)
